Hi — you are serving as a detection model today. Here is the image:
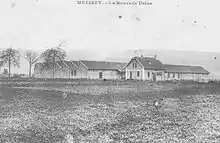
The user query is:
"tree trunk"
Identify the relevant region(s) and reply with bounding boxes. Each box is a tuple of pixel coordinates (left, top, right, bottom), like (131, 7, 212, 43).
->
(53, 68, 55, 79)
(52, 54, 55, 79)
(29, 62, 32, 78)
(8, 57, 11, 78)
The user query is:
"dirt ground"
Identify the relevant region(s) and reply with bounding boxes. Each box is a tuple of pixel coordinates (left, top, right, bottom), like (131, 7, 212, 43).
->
(0, 80, 220, 143)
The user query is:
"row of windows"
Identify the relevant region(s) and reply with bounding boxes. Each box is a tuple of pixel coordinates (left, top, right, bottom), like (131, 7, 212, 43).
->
(133, 71, 151, 77)
(134, 72, 182, 78)
(167, 73, 180, 78)
(131, 72, 182, 78)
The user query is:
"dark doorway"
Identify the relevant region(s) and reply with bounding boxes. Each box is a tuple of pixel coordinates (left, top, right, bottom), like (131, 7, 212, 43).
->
(153, 73, 156, 82)
(130, 71, 132, 79)
(71, 70, 76, 77)
(99, 72, 103, 79)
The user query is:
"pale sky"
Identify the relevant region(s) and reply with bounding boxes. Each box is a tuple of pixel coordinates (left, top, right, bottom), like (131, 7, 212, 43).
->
(0, 0, 220, 74)
(1, 0, 220, 52)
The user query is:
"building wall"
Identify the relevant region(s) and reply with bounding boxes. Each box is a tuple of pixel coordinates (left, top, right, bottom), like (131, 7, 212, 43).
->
(181, 74, 194, 80)
(34, 62, 88, 79)
(55, 68, 70, 78)
(182, 73, 208, 82)
(155, 70, 165, 81)
(126, 70, 143, 80)
(144, 70, 164, 81)
(164, 72, 209, 82)
(34, 63, 123, 80)
(126, 59, 143, 70)
(126, 68, 165, 81)
(144, 69, 153, 81)
(126, 59, 143, 80)
(34, 66, 71, 78)
(75, 63, 88, 79)
(164, 72, 181, 80)
(125, 58, 166, 81)
(87, 70, 122, 80)
(33, 67, 52, 78)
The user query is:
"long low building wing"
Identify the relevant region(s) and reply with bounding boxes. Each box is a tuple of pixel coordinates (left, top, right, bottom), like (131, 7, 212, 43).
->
(164, 64, 210, 74)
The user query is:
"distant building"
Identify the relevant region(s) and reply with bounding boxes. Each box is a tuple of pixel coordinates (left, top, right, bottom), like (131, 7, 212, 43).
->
(34, 60, 79, 78)
(3, 69, 8, 75)
(124, 56, 166, 81)
(0, 69, 9, 77)
(125, 56, 210, 82)
(34, 56, 210, 82)
(78, 61, 126, 80)
(164, 64, 209, 82)
(34, 60, 126, 80)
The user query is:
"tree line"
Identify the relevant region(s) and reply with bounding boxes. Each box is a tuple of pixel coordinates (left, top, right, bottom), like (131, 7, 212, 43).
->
(0, 43, 67, 78)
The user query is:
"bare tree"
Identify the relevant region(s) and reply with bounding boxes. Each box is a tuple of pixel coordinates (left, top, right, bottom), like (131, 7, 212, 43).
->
(0, 47, 20, 78)
(24, 50, 40, 78)
(40, 44, 66, 78)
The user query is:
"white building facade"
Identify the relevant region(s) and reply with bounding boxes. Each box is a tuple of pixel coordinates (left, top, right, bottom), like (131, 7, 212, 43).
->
(125, 56, 210, 82)
(125, 56, 166, 81)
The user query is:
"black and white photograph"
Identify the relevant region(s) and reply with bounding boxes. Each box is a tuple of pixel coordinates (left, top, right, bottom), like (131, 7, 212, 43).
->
(0, 0, 220, 142)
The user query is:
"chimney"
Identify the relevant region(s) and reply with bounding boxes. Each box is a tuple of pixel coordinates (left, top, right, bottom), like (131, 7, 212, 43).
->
(141, 54, 144, 58)
(154, 55, 157, 59)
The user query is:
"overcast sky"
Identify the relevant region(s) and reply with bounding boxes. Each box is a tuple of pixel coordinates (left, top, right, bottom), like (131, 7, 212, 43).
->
(0, 0, 220, 64)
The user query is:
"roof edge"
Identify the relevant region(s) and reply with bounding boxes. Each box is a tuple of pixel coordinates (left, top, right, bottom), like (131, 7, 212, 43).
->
(79, 60, 89, 69)
(124, 57, 144, 69)
(70, 61, 79, 69)
(62, 61, 70, 68)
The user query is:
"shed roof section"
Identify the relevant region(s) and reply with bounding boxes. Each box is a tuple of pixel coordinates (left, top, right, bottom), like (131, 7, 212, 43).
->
(80, 60, 127, 71)
(35, 60, 78, 70)
(164, 64, 209, 74)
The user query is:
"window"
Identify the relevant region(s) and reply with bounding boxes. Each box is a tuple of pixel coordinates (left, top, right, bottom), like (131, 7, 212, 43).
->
(178, 73, 180, 78)
(173, 73, 175, 78)
(137, 71, 140, 77)
(168, 73, 170, 78)
(71, 70, 76, 76)
(133, 62, 137, 68)
(71, 70, 74, 76)
(148, 72, 150, 77)
(157, 72, 162, 76)
(99, 72, 103, 79)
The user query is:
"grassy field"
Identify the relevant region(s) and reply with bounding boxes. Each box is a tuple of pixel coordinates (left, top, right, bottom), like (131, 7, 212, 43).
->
(0, 80, 220, 143)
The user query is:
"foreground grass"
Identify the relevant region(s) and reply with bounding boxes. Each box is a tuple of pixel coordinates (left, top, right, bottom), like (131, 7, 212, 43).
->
(0, 81, 220, 142)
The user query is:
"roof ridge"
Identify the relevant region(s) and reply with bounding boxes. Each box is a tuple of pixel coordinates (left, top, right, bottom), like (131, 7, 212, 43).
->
(81, 60, 126, 63)
(165, 64, 203, 67)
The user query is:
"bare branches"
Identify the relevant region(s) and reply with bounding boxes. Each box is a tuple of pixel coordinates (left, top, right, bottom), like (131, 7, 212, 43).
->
(0, 47, 20, 77)
(40, 45, 67, 78)
(24, 50, 40, 65)
(24, 50, 40, 78)
(0, 47, 20, 67)
(41, 47, 66, 64)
